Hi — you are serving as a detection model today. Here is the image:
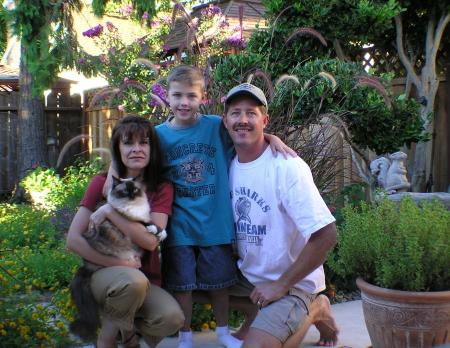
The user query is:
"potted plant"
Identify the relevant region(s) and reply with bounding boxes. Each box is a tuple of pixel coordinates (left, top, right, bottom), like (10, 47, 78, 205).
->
(327, 193, 450, 348)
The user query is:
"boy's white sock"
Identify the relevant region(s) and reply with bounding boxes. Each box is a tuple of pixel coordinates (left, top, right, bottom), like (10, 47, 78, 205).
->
(178, 330, 193, 348)
(216, 325, 243, 348)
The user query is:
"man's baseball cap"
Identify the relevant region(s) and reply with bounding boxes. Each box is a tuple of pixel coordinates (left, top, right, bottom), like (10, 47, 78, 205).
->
(225, 83, 268, 107)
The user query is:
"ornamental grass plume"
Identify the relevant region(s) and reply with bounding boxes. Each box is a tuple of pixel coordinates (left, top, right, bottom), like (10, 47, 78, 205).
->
(275, 74, 300, 87)
(351, 76, 391, 107)
(285, 27, 327, 47)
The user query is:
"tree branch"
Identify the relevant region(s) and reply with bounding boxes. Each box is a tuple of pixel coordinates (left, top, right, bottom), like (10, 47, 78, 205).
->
(394, 13, 421, 89)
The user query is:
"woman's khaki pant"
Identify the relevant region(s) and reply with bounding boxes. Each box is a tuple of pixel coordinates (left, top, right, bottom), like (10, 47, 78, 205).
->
(91, 266, 184, 347)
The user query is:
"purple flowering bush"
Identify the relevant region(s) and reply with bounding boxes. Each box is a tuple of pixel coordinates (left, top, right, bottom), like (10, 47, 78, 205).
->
(82, 24, 103, 38)
(76, 7, 173, 114)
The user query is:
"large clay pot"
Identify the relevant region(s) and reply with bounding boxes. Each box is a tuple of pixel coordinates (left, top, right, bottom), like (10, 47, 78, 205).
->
(356, 277, 450, 348)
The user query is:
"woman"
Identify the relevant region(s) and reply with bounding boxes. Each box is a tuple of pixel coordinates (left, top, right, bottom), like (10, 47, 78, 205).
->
(66, 116, 184, 348)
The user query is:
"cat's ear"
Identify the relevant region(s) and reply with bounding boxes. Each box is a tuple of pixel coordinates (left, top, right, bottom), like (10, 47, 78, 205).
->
(112, 176, 121, 188)
(133, 174, 141, 182)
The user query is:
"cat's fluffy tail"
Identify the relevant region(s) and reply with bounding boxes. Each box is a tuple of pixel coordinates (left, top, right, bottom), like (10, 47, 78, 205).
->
(69, 266, 101, 341)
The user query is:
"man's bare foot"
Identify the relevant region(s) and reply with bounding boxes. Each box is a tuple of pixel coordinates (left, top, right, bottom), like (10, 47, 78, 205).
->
(231, 312, 257, 341)
(313, 295, 339, 347)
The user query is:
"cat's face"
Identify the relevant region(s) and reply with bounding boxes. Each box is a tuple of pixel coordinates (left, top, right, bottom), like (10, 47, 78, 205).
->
(119, 135, 150, 176)
(111, 177, 144, 201)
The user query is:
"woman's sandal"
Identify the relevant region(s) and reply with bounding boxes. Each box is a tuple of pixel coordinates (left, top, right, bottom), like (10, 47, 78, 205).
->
(121, 331, 141, 348)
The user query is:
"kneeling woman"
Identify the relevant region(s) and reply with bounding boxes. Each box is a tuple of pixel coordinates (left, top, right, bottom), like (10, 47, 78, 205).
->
(66, 116, 184, 348)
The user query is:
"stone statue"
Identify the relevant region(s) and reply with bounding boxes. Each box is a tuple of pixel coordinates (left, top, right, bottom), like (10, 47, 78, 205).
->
(370, 151, 411, 193)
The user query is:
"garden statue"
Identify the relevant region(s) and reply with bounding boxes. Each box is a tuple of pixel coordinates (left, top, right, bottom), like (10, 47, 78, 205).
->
(370, 151, 411, 193)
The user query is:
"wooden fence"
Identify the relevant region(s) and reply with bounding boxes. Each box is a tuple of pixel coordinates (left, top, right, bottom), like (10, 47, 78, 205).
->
(0, 91, 83, 194)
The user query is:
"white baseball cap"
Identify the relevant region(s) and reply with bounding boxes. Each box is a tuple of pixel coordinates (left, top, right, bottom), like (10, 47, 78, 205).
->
(225, 83, 268, 107)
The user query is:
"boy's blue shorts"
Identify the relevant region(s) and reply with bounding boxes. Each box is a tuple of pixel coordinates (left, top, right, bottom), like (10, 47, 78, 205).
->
(161, 244, 238, 291)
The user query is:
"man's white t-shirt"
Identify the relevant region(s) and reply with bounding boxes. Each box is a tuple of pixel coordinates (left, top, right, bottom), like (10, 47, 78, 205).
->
(228, 146, 336, 294)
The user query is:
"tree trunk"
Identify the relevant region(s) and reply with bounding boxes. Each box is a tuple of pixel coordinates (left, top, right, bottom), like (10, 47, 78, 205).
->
(10, 50, 49, 203)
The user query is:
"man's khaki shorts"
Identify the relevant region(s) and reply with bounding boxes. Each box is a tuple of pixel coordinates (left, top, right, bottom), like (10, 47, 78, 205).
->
(229, 271, 316, 343)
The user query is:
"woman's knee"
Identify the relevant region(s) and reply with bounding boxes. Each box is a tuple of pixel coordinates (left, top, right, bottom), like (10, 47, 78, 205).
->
(105, 268, 150, 300)
(164, 306, 185, 333)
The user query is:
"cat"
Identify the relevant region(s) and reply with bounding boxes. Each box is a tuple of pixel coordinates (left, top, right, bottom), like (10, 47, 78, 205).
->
(69, 175, 167, 342)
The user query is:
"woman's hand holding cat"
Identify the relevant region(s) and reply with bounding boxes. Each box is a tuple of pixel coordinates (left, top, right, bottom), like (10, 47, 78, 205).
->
(89, 204, 112, 230)
(121, 258, 142, 269)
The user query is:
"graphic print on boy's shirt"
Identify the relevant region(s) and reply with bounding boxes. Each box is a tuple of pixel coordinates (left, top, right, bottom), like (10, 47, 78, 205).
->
(163, 142, 219, 198)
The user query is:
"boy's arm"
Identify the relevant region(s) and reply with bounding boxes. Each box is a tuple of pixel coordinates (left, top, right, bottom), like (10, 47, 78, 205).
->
(102, 160, 118, 198)
(264, 133, 297, 159)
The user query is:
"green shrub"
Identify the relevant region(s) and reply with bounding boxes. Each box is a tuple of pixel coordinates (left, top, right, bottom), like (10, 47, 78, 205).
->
(327, 194, 450, 292)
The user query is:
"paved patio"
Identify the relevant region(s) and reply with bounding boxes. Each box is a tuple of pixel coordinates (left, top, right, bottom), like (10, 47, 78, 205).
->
(81, 299, 372, 348)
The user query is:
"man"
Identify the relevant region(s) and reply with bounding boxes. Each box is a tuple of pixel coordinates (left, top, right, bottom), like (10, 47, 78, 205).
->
(222, 83, 340, 348)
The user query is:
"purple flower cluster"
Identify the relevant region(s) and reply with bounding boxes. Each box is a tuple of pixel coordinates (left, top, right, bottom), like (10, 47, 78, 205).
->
(82, 24, 104, 38)
(201, 4, 222, 17)
(106, 21, 117, 33)
(77, 58, 86, 65)
(120, 4, 134, 16)
(161, 16, 171, 24)
(222, 36, 247, 48)
(162, 44, 171, 52)
(151, 20, 160, 27)
(142, 12, 149, 20)
(149, 84, 167, 107)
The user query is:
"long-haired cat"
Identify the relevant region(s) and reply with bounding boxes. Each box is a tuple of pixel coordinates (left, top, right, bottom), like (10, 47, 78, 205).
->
(69, 175, 167, 342)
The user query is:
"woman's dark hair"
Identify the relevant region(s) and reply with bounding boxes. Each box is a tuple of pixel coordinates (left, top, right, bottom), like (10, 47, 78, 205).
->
(110, 116, 165, 192)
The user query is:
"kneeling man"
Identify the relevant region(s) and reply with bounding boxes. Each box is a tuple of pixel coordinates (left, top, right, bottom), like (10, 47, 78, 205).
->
(223, 83, 340, 348)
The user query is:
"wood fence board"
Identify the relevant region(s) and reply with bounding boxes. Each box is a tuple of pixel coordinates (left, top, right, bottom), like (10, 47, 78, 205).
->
(0, 91, 83, 194)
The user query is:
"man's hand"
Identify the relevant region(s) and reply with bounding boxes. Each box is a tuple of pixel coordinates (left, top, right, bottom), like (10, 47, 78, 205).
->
(250, 281, 288, 308)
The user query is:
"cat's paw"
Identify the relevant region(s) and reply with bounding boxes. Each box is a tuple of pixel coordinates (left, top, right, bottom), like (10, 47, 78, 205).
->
(146, 225, 158, 234)
(146, 225, 167, 242)
(157, 229, 167, 242)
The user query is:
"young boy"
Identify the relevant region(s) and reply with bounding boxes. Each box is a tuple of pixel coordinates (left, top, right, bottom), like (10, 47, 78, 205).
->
(107, 65, 292, 348)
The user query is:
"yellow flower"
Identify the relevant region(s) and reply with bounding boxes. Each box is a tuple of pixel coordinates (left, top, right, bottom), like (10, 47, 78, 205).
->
(201, 323, 209, 330)
(204, 304, 212, 310)
(36, 332, 43, 339)
(61, 254, 66, 259)
(210, 321, 216, 329)
(18, 318, 25, 324)
(0, 329, 6, 336)
(32, 313, 39, 320)
(9, 322, 16, 329)
(54, 281, 60, 287)
(36, 305, 43, 311)
(56, 321, 65, 328)
(20, 325, 30, 334)
(14, 284, 20, 290)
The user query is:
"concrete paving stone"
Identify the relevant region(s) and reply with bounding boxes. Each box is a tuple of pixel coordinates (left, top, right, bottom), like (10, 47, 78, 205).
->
(79, 300, 372, 348)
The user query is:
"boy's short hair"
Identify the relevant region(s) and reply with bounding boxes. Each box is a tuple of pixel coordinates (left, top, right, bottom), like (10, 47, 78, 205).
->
(166, 65, 205, 93)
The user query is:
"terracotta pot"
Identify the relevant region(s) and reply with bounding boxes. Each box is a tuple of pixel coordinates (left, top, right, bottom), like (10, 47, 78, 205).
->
(356, 277, 450, 348)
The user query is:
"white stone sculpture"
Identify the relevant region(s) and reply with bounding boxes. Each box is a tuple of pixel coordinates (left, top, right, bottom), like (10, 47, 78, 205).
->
(370, 151, 411, 193)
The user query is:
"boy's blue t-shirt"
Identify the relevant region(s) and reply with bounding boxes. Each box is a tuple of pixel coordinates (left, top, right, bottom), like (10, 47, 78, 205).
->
(156, 114, 235, 247)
